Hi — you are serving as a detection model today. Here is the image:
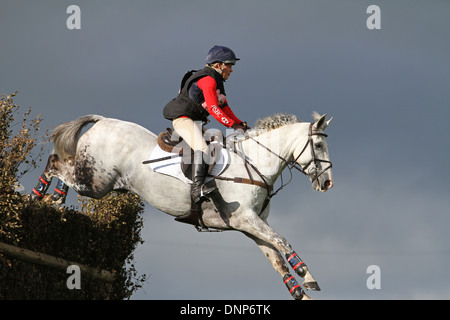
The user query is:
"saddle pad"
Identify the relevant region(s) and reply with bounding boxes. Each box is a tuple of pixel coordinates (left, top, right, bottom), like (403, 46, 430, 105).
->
(146, 142, 229, 185)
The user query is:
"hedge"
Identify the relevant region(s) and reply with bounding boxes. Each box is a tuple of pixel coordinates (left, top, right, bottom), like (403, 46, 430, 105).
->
(0, 93, 147, 299)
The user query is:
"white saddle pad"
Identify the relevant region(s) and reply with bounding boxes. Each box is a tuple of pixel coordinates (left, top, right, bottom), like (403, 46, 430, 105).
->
(146, 141, 229, 185)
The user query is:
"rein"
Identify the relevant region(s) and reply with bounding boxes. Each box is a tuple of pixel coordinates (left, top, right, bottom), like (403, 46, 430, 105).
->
(218, 123, 332, 198)
(210, 134, 273, 193)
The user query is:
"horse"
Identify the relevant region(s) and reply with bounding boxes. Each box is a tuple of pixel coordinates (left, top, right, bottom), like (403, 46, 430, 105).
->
(31, 112, 333, 300)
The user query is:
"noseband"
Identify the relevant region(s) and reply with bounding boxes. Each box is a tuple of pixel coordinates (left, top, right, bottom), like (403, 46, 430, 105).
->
(290, 123, 332, 183)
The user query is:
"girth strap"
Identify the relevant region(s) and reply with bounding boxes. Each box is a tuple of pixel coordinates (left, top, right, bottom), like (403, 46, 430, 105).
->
(210, 175, 273, 193)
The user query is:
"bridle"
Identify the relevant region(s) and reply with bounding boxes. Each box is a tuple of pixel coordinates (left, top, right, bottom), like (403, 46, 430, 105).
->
(221, 122, 332, 198)
(289, 123, 332, 184)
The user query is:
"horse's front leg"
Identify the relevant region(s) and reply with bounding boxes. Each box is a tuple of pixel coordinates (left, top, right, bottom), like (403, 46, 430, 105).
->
(244, 233, 311, 300)
(233, 210, 320, 293)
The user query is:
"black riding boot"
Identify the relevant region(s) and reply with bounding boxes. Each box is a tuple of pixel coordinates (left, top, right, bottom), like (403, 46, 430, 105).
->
(191, 150, 217, 204)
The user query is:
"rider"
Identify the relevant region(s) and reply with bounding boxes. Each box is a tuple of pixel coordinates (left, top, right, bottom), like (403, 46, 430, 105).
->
(163, 45, 249, 205)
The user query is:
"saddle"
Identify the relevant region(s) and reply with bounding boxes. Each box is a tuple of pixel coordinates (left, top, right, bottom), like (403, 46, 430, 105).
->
(157, 128, 184, 154)
(157, 128, 224, 176)
(157, 127, 225, 153)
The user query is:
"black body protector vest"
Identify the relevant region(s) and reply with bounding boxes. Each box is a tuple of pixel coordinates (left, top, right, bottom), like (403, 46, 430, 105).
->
(163, 67, 226, 123)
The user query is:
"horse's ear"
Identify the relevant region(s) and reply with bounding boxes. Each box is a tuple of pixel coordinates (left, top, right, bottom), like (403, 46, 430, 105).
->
(313, 113, 327, 130)
(322, 117, 333, 130)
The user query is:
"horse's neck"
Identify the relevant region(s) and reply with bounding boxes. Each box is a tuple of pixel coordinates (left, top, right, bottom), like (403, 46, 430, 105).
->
(240, 123, 309, 185)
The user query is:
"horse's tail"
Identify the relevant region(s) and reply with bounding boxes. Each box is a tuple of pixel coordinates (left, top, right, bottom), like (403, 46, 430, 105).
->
(53, 114, 105, 162)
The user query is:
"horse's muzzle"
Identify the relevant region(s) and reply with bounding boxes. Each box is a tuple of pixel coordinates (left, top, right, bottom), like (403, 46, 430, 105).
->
(323, 179, 333, 191)
(313, 178, 333, 192)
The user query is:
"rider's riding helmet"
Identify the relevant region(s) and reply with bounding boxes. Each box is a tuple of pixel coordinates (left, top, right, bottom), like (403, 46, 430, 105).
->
(206, 45, 240, 66)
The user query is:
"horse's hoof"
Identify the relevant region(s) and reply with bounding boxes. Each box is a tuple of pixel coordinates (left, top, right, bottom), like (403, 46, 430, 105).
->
(303, 280, 321, 291)
(290, 286, 312, 300)
(301, 292, 312, 300)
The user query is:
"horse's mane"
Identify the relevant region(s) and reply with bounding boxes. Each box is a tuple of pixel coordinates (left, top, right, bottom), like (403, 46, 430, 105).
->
(252, 113, 302, 134)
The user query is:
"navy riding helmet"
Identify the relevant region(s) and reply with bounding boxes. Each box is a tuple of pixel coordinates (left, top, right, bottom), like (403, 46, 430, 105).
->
(206, 45, 240, 65)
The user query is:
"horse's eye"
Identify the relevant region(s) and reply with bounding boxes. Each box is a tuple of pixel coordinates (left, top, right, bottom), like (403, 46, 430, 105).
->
(315, 142, 323, 149)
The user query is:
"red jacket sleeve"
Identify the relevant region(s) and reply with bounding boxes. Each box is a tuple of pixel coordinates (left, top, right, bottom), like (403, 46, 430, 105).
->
(222, 105, 242, 125)
(197, 76, 237, 127)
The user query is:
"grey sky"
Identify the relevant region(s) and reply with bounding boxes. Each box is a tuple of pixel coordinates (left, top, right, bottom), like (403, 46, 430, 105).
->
(1, 0, 449, 299)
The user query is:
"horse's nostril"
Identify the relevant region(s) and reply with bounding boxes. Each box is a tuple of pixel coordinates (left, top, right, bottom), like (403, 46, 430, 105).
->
(324, 180, 333, 189)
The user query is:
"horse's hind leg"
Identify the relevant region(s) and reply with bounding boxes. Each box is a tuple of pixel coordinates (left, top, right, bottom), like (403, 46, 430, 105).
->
(30, 171, 52, 200)
(50, 179, 69, 204)
(30, 154, 69, 203)
(245, 233, 311, 300)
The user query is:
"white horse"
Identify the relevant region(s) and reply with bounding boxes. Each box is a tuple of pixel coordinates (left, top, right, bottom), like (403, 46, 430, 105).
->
(33, 112, 333, 300)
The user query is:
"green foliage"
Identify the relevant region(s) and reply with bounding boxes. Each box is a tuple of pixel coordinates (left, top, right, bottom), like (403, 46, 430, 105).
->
(0, 93, 147, 299)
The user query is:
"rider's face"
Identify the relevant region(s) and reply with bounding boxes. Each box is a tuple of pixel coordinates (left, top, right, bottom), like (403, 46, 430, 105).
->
(221, 63, 233, 80)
